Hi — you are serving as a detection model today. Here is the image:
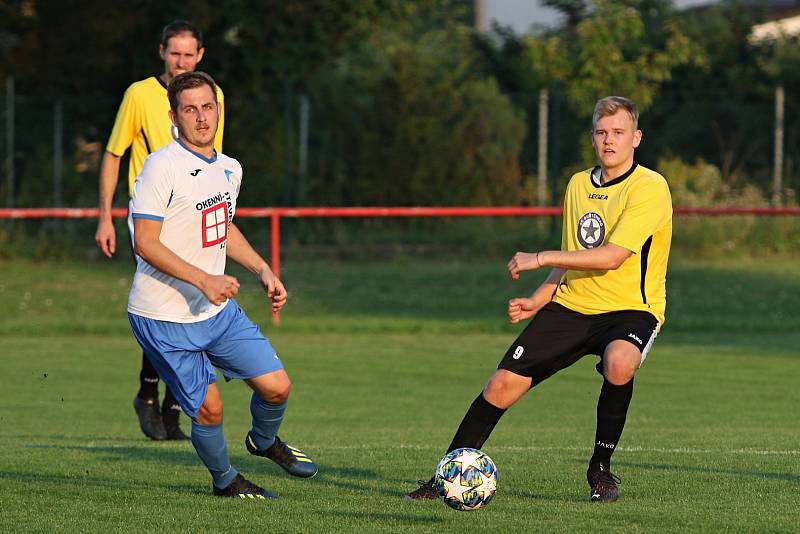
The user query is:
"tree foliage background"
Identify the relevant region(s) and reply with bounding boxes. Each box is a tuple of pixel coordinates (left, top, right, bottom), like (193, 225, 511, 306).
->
(0, 0, 799, 211)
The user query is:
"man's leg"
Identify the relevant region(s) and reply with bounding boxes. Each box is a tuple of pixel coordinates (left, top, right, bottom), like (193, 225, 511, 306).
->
(192, 383, 277, 500)
(161, 386, 189, 440)
(446, 370, 531, 452)
(133, 352, 167, 440)
(587, 339, 641, 502)
(190, 383, 238, 490)
(138, 352, 160, 399)
(406, 302, 591, 500)
(405, 370, 531, 500)
(128, 311, 275, 499)
(245, 369, 291, 449)
(244, 370, 318, 478)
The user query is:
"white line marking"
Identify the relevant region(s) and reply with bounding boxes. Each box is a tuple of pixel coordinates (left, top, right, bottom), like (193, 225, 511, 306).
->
(59, 442, 800, 456)
(293, 444, 800, 456)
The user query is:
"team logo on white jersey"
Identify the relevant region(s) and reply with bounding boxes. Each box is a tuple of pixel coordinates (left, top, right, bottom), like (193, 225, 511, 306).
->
(198, 191, 233, 248)
(577, 212, 605, 249)
(201, 203, 228, 247)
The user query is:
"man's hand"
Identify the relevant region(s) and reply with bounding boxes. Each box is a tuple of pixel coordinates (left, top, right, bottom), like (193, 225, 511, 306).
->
(507, 251, 541, 280)
(258, 267, 287, 313)
(200, 274, 240, 306)
(508, 297, 544, 324)
(95, 219, 117, 258)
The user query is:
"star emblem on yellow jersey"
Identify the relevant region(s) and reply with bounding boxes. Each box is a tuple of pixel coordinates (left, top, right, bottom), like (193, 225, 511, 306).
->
(577, 212, 605, 248)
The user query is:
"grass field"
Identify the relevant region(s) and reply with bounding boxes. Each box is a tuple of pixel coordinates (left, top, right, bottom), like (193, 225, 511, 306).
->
(1, 255, 798, 533)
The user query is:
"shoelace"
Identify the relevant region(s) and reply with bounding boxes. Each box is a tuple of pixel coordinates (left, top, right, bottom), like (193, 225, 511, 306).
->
(270, 439, 297, 465)
(230, 475, 262, 494)
(242, 480, 263, 494)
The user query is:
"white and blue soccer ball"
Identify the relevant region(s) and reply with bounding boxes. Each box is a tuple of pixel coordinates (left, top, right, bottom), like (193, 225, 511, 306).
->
(434, 447, 499, 511)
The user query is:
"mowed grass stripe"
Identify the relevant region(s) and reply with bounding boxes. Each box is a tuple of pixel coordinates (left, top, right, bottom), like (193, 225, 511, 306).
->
(1, 258, 798, 533)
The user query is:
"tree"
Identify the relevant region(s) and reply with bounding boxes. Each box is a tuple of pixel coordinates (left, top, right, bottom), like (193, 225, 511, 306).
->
(311, 24, 526, 206)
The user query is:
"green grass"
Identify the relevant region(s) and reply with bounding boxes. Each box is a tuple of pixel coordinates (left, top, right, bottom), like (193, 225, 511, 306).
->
(0, 255, 798, 533)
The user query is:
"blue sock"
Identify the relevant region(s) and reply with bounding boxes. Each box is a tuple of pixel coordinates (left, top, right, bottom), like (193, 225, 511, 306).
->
(190, 421, 238, 489)
(249, 393, 286, 450)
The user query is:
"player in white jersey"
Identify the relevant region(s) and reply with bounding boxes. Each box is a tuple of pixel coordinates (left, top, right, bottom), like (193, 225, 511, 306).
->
(127, 72, 317, 499)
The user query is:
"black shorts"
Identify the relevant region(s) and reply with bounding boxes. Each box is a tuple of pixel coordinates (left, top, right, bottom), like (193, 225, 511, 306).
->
(498, 302, 660, 383)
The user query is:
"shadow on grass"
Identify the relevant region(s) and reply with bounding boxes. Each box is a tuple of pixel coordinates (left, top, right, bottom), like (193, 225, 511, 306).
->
(0, 469, 201, 495)
(613, 460, 800, 486)
(24, 440, 200, 468)
(322, 510, 445, 524)
(22, 440, 416, 498)
(314, 465, 402, 497)
(502, 487, 583, 503)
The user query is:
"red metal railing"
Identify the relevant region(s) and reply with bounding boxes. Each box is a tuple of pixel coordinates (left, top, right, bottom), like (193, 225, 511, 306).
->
(2, 205, 799, 278)
(4, 205, 797, 324)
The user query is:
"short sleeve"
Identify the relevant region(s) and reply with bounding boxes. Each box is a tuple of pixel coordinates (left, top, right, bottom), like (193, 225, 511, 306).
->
(232, 160, 242, 196)
(608, 179, 672, 253)
(106, 84, 141, 156)
(130, 154, 175, 221)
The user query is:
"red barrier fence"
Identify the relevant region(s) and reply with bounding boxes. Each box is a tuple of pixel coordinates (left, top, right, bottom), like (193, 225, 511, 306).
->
(1, 206, 799, 278)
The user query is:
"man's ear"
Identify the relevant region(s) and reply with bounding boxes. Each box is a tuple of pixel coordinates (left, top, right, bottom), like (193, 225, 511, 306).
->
(633, 129, 642, 149)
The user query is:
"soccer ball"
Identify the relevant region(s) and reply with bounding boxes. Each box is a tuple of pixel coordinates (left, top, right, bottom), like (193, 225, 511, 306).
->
(434, 447, 498, 511)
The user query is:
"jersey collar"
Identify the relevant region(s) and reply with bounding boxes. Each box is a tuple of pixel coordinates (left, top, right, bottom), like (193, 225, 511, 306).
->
(177, 138, 217, 164)
(155, 74, 168, 90)
(590, 162, 638, 188)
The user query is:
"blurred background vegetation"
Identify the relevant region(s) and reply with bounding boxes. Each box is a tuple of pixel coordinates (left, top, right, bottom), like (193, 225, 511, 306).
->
(0, 0, 798, 259)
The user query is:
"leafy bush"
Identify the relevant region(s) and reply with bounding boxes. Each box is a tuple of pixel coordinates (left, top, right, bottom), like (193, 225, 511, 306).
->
(310, 27, 527, 206)
(661, 156, 799, 257)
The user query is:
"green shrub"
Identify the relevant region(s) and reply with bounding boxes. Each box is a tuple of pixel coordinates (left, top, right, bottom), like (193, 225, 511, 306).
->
(661, 156, 799, 257)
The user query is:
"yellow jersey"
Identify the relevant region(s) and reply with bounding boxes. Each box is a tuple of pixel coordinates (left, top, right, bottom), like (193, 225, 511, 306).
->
(106, 76, 225, 197)
(552, 163, 672, 323)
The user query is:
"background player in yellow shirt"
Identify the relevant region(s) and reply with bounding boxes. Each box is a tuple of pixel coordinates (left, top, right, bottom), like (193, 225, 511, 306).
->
(94, 20, 224, 441)
(407, 96, 672, 503)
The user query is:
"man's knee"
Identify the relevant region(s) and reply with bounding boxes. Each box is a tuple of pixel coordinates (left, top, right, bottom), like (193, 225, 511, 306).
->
(483, 370, 531, 409)
(261, 375, 292, 404)
(197, 399, 224, 425)
(602, 345, 640, 385)
(604, 365, 635, 385)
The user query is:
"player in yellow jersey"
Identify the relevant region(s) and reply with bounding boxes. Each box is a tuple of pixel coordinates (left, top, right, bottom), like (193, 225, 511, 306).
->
(94, 20, 224, 441)
(407, 96, 672, 503)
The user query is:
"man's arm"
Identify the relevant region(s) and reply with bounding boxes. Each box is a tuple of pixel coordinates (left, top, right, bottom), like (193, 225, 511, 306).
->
(226, 223, 287, 313)
(96, 84, 141, 258)
(507, 244, 631, 279)
(95, 151, 123, 258)
(133, 218, 240, 306)
(507, 268, 566, 323)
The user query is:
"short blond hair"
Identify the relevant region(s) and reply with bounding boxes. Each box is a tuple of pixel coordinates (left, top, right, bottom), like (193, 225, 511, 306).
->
(592, 96, 639, 129)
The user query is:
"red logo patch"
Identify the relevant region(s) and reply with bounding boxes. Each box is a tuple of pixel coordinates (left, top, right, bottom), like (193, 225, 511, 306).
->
(201, 202, 228, 247)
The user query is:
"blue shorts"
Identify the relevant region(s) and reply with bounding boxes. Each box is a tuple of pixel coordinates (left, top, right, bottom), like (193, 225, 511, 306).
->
(128, 300, 284, 419)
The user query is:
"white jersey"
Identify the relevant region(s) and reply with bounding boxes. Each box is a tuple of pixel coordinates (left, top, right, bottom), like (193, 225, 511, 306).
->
(127, 140, 242, 323)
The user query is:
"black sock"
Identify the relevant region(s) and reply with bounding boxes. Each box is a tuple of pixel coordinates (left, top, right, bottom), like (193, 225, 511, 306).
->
(590, 378, 634, 468)
(445, 394, 507, 455)
(161, 388, 182, 427)
(137, 353, 159, 400)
